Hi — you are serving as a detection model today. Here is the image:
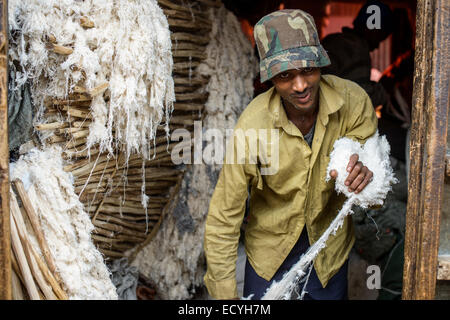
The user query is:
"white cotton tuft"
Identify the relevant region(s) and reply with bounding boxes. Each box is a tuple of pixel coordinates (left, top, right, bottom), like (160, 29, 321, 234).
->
(326, 131, 398, 208)
(261, 131, 397, 300)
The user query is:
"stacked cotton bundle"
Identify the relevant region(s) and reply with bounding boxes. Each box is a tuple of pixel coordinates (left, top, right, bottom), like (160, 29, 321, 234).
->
(7, 0, 179, 259)
(10, 147, 118, 299)
(262, 131, 398, 300)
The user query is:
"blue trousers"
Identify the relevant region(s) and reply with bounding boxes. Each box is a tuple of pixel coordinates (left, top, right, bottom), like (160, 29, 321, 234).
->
(243, 228, 348, 300)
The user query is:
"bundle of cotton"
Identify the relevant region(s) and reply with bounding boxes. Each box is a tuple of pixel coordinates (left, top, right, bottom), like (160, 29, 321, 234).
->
(132, 4, 257, 299)
(262, 132, 398, 300)
(8, 0, 174, 160)
(10, 147, 118, 299)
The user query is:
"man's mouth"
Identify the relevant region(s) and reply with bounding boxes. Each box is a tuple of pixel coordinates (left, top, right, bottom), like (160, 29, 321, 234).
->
(291, 89, 311, 104)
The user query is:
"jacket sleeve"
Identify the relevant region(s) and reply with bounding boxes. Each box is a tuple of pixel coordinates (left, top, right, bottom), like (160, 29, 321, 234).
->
(344, 92, 378, 144)
(203, 121, 257, 300)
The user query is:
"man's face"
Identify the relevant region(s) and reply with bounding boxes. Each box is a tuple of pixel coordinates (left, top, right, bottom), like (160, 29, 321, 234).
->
(271, 67, 321, 113)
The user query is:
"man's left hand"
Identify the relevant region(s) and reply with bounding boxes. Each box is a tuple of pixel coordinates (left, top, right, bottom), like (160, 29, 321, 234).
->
(329, 154, 373, 194)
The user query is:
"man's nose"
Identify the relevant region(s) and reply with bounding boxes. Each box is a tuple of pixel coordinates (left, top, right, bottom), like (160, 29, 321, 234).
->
(292, 74, 308, 93)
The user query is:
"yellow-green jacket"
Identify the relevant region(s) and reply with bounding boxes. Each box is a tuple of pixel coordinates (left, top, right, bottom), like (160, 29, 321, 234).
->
(203, 74, 378, 299)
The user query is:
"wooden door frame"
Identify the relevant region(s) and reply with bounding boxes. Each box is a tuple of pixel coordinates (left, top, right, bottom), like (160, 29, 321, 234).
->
(402, 0, 449, 300)
(0, 0, 10, 301)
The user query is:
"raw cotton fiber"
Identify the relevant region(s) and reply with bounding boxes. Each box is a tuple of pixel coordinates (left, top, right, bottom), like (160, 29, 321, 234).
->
(10, 147, 118, 300)
(132, 5, 258, 299)
(262, 131, 397, 300)
(8, 0, 174, 160)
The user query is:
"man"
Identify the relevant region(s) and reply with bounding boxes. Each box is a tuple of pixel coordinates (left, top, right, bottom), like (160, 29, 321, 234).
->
(321, 0, 393, 113)
(203, 9, 377, 300)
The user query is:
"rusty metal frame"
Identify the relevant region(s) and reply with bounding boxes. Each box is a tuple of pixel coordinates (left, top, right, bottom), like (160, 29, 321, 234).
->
(402, 0, 450, 300)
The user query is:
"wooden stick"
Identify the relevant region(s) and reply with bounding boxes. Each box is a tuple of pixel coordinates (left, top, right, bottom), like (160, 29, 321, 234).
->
(97, 240, 137, 251)
(167, 18, 211, 31)
(63, 147, 99, 159)
(75, 167, 181, 186)
(93, 214, 149, 231)
(55, 127, 84, 135)
(22, 240, 57, 300)
(92, 234, 144, 244)
(158, 0, 208, 17)
(52, 98, 92, 106)
(195, 0, 222, 8)
(175, 92, 208, 102)
(88, 83, 108, 97)
(11, 251, 24, 286)
(96, 242, 136, 252)
(11, 268, 25, 300)
(60, 105, 92, 119)
(35, 122, 67, 131)
(28, 243, 68, 300)
(162, 9, 211, 26)
(98, 248, 124, 258)
(81, 186, 172, 196)
(69, 153, 115, 176)
(171, 41, 208, 52)
(173, 49, 207, 59)
(64, 137, 88, 149)
(93, 226, 115, 238)
(166, 114, 201, 125)
(71, 144, 179, 178)
(97, 212, 160, 223)
(83, 193, 168, 204)
(91, 200, 164, 210)
(70, 130, 89, 140)
(46, 135, 66, 144)
(173, 77, 208, 86)
(10, 190, 57, 300)
(13, 180, 64, 289)
(48, 43, 73, 55)
(92, 220, 150, 237)
(71, 120, 92, 128)
(80, 16, 94, 28)
(173, 103, 204, 111)
(10, 209, 40, 300)
(86, 204, 161, 215)
(74, 180, 172, 194)
(173, 61, 200, 71)
(171, 32, 209, 45)
(46, 34, 56, 43)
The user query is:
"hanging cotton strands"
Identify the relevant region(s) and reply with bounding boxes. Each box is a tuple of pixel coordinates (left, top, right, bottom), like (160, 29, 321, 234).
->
(262, 131, 398, 300)
(8, 0, 175, 161)
(10, 147, 118, 299)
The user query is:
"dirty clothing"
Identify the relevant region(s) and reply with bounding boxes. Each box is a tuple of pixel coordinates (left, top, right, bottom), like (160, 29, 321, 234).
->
(321, 27, 389, 109)
(204, 74, 378, 299)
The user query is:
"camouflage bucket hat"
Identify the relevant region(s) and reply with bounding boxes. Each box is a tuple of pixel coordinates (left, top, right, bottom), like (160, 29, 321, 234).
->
(254, 9, 331, 82)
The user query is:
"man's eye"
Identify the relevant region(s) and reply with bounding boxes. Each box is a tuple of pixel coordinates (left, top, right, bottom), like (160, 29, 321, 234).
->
(279, 72, 290, 79)
(302, 67, 314, 74)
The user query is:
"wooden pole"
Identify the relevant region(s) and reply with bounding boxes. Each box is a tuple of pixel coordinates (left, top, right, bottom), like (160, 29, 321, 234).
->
(402, 0, 450, 300)
(0, 0, 11, 300)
